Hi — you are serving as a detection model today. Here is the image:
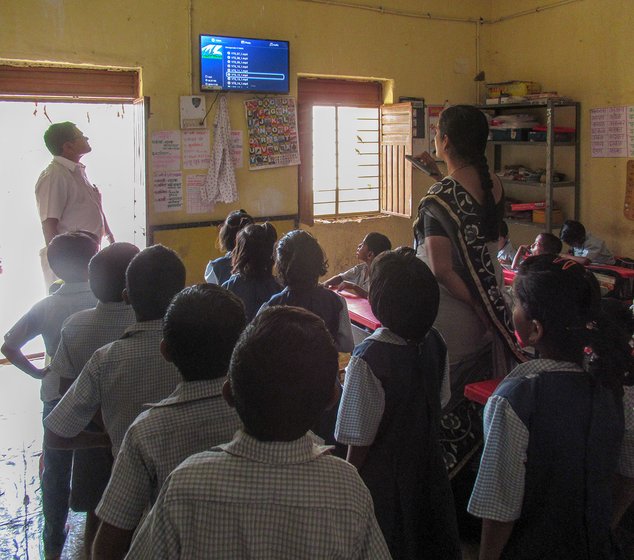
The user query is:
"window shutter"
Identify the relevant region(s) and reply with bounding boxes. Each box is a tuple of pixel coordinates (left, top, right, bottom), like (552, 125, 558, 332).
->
(0, 65, 139, 101)
(380, 102, 413, 218)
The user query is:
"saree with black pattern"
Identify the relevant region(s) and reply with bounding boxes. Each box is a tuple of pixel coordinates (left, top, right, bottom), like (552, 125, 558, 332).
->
(415, 176, 525, 475)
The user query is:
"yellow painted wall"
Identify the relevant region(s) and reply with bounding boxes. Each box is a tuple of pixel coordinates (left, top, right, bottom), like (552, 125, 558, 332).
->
(484, 0, 634, 256)
(1, 0, 491, 278)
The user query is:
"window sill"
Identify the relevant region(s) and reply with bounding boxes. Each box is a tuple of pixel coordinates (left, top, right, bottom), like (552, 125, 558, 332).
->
(314, 213, 388, 225)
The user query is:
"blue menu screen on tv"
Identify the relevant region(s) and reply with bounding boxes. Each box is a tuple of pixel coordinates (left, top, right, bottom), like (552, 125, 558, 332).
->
(200, 35, 289, 94)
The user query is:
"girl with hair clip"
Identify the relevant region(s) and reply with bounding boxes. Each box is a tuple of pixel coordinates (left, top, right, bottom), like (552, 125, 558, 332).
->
(414, 105, 524, 410)
(204, 209, 254, 285)
(222, 222, 281, 321)
(468, 254, 634, 560)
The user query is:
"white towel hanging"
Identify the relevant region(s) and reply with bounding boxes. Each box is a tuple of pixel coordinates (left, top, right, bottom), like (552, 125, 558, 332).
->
(202, 96, 238, 205)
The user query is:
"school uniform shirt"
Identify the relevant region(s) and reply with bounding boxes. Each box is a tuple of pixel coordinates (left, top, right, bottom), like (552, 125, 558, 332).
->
(340, 262, 370, 292)
(35, 156, 104, 239)
(49, 301, 136, 382)
(260, 286, 354, 353)
(204, 252, 232, 285)
(125, 430, 391, 560)
(496, 239, 516, 265)
(3, 281, 97, 402)
(222, 274, 281, 321)
(335, 327, 451, 446)
(96, 378, 241, 531)
(571, 232, 615, 265)
(468, 359, 623, 559)
(44, 320, 181, 457)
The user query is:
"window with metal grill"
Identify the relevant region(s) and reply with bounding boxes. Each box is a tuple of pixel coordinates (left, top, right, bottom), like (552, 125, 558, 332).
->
(298, 79, 382, 225)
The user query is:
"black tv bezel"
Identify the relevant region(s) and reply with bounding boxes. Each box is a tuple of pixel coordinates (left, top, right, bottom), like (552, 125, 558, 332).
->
(199, 33, 290, 95)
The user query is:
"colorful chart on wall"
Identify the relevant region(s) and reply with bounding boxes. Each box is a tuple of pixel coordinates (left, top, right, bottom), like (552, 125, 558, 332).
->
(244, 96, 300, 170)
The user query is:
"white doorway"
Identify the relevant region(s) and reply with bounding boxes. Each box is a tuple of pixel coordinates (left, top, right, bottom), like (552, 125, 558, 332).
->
(0, 101, 145, 354)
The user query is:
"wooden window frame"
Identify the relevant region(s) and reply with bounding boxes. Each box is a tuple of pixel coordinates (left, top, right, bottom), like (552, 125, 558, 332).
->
(298, 78, 382, 226)
(0, 65, 139, 102)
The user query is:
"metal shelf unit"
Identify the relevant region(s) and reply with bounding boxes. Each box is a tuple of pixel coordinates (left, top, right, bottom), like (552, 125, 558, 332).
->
(477, 100, 581, 232)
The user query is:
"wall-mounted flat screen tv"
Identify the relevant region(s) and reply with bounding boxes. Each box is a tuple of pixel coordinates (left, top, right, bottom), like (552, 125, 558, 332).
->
(199, 34, 290, 94)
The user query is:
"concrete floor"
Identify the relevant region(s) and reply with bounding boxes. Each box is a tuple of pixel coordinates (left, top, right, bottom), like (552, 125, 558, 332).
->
(0, 361, 84, 560)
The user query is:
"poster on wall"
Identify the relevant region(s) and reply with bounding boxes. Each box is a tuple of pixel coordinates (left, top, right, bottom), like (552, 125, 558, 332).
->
(151, 130, 181, 171)
(153, 171, 183, 212)
(244, 96, 300, 170)
(182, 130, 211, 169)
(590, 106, 634, 158)
(186, 173, 213, 214)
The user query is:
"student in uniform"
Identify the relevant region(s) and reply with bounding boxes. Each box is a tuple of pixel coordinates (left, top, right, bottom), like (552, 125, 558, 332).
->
(126, 306, 391, 560)
(43, 245, 185, 458)
(1, 231, 99, 560)
(222, 222, 281, 321)
(336, 247, 460, 560)
(324, 232, 392, 298)
(205, 209, 254, 285)
(560, 219, 615, 265)
(92, 284, 245, 559)
(510, 231, 562, 270)
(260, 229, 354, 352)
(469, 255, 631, 559)
(46, 241, 139, 557)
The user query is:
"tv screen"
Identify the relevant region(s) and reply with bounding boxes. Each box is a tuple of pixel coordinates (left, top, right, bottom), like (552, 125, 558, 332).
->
(199, 34, 290, 94)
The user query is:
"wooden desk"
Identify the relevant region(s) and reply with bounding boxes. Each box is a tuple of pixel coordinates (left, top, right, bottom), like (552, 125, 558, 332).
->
(505, 263, 634, 300)
(337, 290, 381, 331)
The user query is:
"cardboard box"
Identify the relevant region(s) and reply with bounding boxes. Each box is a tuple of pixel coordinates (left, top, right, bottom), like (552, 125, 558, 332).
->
(532, 209, 563, 225)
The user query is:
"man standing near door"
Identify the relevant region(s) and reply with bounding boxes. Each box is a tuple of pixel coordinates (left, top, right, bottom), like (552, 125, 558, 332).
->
(36, 121, 114, 287)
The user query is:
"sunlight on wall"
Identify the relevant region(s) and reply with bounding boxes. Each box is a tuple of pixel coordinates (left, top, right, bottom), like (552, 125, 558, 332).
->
(0, 102, 140, 352)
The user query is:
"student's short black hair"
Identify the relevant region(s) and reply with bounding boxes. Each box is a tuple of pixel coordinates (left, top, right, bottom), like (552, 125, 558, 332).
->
(47, 231, 100, 282)
(232, 222, 277, 279)
(88, 242, 139, 303)
(43, 122, 78, 156)
(275, 230, 328, 288)
(163, 284, 246, 381)
(499, 220, 509, 238)
(364, 232, 392, 256)
(218, 209, 254, 252)
(369, 247, 440, 342)
(125, 245, 186, 321)
(537, 232, 563, 255)
(560, 220, 586, 246)
(228, 306, 338, 441)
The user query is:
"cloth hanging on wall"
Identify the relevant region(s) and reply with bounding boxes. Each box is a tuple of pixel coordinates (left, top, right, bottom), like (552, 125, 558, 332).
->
(202, 96, 238, 205)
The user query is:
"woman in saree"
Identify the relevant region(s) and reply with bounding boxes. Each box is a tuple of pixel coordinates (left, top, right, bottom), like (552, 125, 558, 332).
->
(414, 105, 524, 415)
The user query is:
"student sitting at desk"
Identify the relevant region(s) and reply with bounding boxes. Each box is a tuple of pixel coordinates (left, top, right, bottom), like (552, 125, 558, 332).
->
(323, 232, 391, 298)
(511, 232, 562, 270)
(560, 219, 615, 265)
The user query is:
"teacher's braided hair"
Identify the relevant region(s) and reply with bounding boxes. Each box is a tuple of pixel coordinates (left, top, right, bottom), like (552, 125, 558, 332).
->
(439, 105, 498, 241)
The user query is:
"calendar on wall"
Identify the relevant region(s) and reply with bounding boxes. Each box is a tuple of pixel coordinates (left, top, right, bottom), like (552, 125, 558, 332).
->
(244, 96, 300, 170)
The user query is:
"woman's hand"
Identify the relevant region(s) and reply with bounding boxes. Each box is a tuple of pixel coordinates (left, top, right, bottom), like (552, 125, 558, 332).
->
(413, 151, 442, 178)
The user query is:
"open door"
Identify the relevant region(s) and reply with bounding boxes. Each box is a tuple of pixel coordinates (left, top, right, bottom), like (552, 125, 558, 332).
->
(133, 96, 149, 246)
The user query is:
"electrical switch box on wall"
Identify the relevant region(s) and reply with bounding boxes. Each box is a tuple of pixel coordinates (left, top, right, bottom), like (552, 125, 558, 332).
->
(180, 96, 207, 129)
